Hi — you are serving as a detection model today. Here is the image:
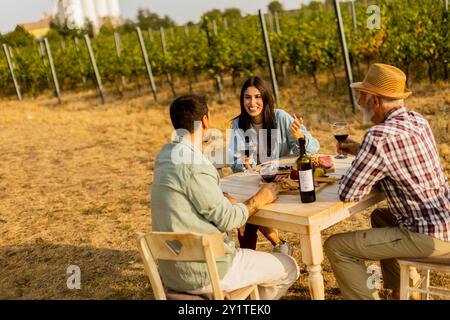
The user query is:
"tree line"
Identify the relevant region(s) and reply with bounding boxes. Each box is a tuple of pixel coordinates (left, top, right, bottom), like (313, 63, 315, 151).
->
(0, 0, 448, 99)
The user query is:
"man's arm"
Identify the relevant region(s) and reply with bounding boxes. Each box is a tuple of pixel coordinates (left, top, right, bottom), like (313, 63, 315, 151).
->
(338, 132, 386, 202)
(225, 187, 278, 238)
(225, 184, 278, 218)
(187, 169, 278, 232)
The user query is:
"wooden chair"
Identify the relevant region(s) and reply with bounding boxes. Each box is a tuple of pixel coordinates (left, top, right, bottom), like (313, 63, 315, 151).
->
(136, 231, 260, 300)
(399, 253, 450, 300)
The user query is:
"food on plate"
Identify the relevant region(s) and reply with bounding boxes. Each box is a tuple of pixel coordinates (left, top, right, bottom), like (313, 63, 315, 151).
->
(311, 155, 335, 172)
(280, 178, 299, 191)
(318, 155, 334, 169)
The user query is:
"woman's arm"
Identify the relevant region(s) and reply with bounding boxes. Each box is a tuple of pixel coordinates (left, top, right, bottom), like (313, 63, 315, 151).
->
(285, 111, 320, 156)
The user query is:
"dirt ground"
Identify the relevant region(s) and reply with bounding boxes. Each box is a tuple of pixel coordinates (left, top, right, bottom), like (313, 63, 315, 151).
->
(0, 76, 449, 299)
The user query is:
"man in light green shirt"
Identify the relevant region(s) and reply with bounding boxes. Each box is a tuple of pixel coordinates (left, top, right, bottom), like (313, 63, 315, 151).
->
(151, 95, 299, 299)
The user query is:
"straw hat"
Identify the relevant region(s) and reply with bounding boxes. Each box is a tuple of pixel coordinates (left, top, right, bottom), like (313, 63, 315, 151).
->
(351, 63, 412, 99)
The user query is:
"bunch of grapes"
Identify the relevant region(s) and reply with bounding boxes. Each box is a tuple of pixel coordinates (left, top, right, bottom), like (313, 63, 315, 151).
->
(310, 155, 320, 168)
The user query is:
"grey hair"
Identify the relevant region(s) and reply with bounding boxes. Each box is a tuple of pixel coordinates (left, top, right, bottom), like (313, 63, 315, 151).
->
(380, 97, 404, 106)
(367, 94, 403, 106)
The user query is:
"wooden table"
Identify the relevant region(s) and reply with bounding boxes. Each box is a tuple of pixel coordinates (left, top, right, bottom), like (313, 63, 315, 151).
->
(220, 155, 385, 300)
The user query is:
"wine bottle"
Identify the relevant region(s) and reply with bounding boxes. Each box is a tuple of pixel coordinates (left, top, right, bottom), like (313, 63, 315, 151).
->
(296, 138, 316, 203)
(244, 136, 250, 171)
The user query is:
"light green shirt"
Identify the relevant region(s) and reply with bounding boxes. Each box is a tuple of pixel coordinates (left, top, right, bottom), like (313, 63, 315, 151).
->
(151, 138, 249, 292)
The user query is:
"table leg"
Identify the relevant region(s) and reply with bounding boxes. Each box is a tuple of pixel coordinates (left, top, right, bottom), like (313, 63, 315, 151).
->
(300, 233, 325, 300)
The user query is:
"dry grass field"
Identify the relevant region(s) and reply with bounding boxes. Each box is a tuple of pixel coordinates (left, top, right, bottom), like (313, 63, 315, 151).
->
(0, 76, 449, 300)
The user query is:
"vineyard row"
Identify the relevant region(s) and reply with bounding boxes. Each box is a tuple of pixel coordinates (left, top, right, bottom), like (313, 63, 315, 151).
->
(0, 0, 448, 103)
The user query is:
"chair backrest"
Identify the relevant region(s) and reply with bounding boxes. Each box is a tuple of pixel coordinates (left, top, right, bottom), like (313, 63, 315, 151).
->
(398, 254, 450, 300)
(136, 232, 226, 300)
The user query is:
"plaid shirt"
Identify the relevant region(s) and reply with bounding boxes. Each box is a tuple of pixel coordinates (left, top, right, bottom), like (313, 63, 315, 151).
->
(339, 106, 450, 242)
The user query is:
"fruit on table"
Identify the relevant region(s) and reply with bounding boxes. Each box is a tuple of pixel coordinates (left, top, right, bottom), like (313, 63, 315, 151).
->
(290, 168, 299, 180)
(289, 155, 334, 180)
(311, 155, 320, 167)
(314, 167, 326, 178)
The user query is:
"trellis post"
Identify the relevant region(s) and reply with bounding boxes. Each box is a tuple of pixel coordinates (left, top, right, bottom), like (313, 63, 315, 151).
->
(333, 0, 357, 112)
(44, 38, 62, 104)
(258, 10, 279, 102)
(136, 27, 157, 102)
(84, 34, 106, 104)
(2, 44, 22, 101)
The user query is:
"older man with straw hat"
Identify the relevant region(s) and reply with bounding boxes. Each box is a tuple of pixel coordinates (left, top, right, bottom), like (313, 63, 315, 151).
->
(324, 63, 450, 300)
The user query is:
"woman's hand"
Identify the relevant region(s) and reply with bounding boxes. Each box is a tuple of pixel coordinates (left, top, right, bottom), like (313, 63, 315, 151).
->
(243, 156, 250, 169)
(290, 113, 305, 140)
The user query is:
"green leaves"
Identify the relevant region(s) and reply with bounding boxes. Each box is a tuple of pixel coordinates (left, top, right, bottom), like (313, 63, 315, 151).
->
(0, 0, 448, 98)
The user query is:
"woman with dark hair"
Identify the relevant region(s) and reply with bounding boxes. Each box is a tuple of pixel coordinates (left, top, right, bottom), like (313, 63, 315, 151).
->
(228, 76, 320, 254)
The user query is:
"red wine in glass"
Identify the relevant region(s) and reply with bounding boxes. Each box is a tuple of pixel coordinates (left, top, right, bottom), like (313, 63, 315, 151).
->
(261, 174, 277, 183)
(332, 122, 349, 159)
(260, 163, 277, 183)
(334, 134, 349, 142)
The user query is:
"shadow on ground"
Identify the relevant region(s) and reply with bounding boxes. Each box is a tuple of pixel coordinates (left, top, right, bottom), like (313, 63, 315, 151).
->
(0, 242, 153, 300)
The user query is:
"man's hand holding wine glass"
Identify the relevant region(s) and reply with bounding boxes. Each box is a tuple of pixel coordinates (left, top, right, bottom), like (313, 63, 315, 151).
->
(332, 122, 361, 157)
(332, 122, 351, 159)
(336, 138, 361, 156)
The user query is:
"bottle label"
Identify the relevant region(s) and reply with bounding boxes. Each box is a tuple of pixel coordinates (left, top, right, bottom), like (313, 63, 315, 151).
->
(299, 169, 314, 192)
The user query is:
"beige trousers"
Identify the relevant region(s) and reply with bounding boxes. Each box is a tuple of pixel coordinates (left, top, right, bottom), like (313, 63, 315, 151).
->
(324, 208, 450, 300)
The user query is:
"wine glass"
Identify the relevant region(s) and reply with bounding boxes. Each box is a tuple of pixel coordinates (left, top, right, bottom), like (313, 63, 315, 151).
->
(260, 162, 278, 183)
(243, 137, 257, 173)
(332, 122, 349, 159)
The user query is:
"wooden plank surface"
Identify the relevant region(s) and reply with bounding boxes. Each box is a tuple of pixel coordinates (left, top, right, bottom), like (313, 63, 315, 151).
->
(220, 155, 384, 232)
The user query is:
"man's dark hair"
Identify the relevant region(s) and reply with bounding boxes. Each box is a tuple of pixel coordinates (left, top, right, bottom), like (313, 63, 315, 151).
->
(169, 94, 209, 133)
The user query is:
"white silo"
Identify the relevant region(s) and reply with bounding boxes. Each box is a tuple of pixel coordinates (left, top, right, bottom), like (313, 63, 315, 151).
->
(66, 0, 85, 29)
(106, 0, 121, 26)
(95, 0, 109, 21)
(106, 0, 121, 17)
(53, 0, 85, 29)
(81, 0, 99, 30)
(54, 0, 66, 25)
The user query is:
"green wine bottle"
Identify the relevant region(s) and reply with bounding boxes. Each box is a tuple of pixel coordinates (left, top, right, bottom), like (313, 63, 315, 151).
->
(296, 138, 316, 203)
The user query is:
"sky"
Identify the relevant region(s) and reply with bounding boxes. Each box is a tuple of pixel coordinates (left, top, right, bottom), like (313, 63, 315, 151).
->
(0, 0, 311, 34)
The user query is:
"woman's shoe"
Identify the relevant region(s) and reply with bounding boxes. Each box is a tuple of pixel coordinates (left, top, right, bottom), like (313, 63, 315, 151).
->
(273, 240, 293, 255)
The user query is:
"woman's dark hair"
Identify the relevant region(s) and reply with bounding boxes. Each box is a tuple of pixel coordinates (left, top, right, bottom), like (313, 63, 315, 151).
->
(234, 76, 276, 156)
